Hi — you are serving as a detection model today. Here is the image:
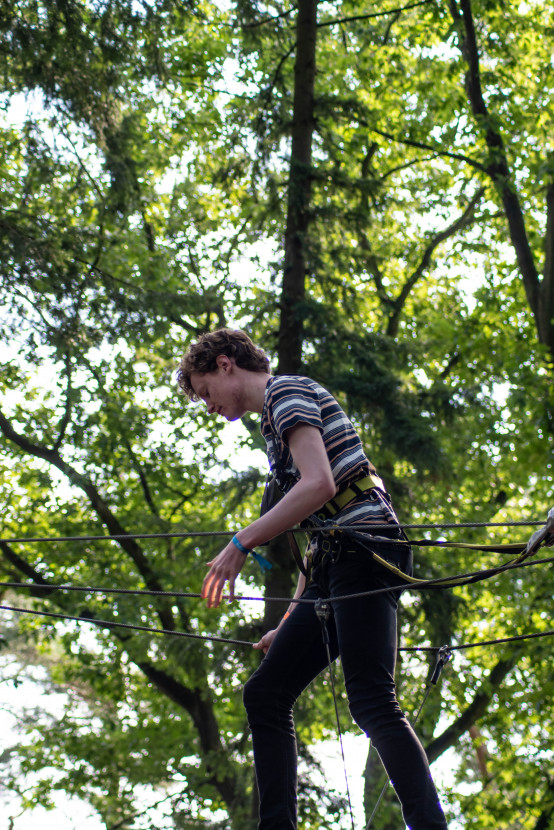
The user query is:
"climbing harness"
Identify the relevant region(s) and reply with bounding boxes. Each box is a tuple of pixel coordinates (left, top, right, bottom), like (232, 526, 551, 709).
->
(328, 506, 554, 590)
(316, 472, 385, 521)
(262, 466, 386, 576)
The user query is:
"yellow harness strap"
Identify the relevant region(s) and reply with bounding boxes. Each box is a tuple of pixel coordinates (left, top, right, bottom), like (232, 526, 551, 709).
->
(318, 473, 385, 520)
(372, 544, 542, 587)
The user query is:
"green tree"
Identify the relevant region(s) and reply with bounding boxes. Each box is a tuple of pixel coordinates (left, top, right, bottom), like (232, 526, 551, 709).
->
(0, 0, 553, 828)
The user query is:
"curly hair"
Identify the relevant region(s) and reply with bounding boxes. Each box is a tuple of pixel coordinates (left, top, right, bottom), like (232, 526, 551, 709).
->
(176, 328, 270, 400)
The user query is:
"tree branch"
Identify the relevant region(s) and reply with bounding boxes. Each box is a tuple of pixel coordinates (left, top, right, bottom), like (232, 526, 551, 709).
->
(317, 0, 434, 29)
(0, 541, 55, 597)
(450, 0, 541, 321)
(53, 352, 74, 453)
(538, 177, 554, 359)
(121, 433, 160, 519)
(255, 44, 296, 142)
(0, 210, 204, 336)
(383, 8, 402, 44)
(136, 660, 246, 812)
(386, 187, 485, 336)
(426, 652, 518, 763)
(358, 230, 393, 309)
(0, 408, 175, 631)
(241, 6, 296, 29)
(367, 125, 486, 173)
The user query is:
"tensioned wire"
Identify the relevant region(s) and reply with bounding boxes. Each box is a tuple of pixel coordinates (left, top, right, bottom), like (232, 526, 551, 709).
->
(1, 516, 551, 657)
(1, 602, 553, 653)
(0, 517, 545, 546)
(2, 531, 551, 828)
(1, 526, 552, 612)
(0, 603, 549, 650)
(1, 553, 553, 601)
(1, 554, 553, 651)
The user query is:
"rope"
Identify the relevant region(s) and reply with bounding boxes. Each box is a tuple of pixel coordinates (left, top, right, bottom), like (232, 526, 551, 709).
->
(321, 554, 554, 601)
(342, 511, 553, 589)
(0, 604, 253, 648)
(0, 582, 206, 598)
(0, 518, 545, 545)
(1, 603, 553, 653)
(446, 629, 554, 652)
(1, 553, 553, 605)
(315, 599, 356, 830)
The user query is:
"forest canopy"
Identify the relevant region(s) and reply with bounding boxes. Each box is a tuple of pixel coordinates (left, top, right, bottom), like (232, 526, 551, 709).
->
(0, 0, 553, 828)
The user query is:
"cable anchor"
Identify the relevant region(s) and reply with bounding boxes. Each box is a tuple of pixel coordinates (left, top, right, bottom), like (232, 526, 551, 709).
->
(429, 645, 452, 686)
(523, 506, 554, 557)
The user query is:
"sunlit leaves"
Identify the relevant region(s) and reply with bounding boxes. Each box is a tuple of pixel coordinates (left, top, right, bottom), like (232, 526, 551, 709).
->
(0, 0, 553, 827)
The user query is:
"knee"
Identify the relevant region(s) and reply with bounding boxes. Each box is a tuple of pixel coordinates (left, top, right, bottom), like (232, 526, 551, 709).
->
(348, 686, 406, 741)
(243, 666, 296, 724)
(242, 672, 258, 714)
(243, 668, 272, 717)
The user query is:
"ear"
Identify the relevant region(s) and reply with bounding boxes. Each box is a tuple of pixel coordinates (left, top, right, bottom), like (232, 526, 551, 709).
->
(215, 354, 233, 372)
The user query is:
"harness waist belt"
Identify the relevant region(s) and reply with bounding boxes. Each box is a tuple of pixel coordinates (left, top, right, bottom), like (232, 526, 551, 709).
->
(318, 473, 385, 520)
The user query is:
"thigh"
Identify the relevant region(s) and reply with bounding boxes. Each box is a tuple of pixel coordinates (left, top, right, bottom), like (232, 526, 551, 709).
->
(249, 582, 340, 701)
(327, 538, 407, 688)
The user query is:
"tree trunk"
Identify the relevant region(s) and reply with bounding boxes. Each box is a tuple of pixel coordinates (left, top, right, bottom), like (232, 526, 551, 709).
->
(538, 179, 554, 361)
(277, 0, 318, 375)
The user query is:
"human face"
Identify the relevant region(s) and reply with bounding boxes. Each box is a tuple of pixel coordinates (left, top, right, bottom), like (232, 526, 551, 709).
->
(189, 360, 246, 421)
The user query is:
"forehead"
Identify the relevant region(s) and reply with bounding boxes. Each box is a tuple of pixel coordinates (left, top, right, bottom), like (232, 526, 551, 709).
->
(189, 372, 207, 397)
(190, 370, 220, 398)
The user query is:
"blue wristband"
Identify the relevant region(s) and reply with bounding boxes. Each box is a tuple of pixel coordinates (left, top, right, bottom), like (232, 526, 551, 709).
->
(232, 534, 251, 555)
(232, 534, 273, 571)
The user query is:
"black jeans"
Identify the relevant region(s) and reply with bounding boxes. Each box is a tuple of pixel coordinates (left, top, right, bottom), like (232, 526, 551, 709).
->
(243, 533, 448, 829)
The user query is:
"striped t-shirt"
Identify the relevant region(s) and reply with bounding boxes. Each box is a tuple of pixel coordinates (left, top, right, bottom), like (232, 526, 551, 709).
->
(260, 375, 398, 529)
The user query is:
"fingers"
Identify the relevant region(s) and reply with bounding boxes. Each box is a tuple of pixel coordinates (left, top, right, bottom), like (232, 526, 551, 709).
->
(201, 545, 245, 608)
(253, 629, 277, 654)
(202, 569, 232, 608)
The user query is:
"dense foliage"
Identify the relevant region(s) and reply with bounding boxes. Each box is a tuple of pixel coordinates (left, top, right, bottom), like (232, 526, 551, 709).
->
(0, 0, 552, 828)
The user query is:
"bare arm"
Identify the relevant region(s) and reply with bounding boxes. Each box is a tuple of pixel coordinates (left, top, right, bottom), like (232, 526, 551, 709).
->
(201, 424, 335, 607)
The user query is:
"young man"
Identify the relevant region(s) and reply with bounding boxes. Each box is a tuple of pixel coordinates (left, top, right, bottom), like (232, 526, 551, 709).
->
(177, 328, 448, 830)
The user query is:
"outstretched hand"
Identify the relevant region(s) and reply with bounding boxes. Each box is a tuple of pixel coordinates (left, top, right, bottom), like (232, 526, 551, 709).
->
(202, 541, 247, 608)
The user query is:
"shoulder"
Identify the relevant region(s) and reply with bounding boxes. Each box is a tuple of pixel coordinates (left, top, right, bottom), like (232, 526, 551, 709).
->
(264, 376, 327, 437)
(267, 374, 321, 398)
(266, 375, 322, 410)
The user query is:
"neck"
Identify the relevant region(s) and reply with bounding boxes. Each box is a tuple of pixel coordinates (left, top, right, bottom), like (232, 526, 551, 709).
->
(240, 370, 272, 414)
